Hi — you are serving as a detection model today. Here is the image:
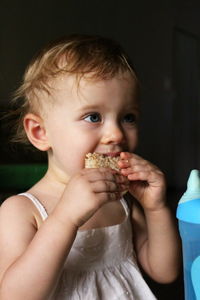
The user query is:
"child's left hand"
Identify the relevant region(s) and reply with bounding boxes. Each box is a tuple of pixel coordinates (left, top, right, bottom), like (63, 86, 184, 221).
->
(118, 152, 166, 212)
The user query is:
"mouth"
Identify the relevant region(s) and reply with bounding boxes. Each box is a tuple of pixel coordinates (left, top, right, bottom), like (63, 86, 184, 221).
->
(103, 152, 121, 158)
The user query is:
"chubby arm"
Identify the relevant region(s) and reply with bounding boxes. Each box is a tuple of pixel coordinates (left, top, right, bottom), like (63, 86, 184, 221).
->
(0, 195, 77, 300)
(119, 152, 181, 283)
(0, 168, 125, 300)
(131, 200, 181, 283)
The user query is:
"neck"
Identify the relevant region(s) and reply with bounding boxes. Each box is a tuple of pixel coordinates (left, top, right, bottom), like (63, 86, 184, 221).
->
(28, 169, 68, 215)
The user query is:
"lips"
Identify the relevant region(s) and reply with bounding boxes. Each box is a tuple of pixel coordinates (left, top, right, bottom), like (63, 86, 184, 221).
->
(103, 152, 121, 157)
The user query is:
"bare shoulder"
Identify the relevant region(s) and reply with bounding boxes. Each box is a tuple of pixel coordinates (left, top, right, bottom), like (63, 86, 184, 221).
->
(0, 194, 39, 246)
(0, 194, 40, 226)
(0, 195, 38, 280)
(1, 194, 32, 211)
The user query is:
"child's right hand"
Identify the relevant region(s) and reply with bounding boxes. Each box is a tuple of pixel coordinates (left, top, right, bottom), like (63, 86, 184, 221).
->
(56, 168, 128, 228)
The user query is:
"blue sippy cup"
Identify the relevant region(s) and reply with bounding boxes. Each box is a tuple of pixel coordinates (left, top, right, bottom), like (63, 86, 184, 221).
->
(177, 169, 200, 300)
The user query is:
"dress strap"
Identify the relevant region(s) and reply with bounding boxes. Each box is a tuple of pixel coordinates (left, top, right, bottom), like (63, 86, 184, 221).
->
(120, 197, 129, 216)
(19, 192, 48, 221)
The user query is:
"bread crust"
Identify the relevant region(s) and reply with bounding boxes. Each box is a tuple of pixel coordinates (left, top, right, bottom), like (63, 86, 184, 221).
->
(85, 153, 120, 171)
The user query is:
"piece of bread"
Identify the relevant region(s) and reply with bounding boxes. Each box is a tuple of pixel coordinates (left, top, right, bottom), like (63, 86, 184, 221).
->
(85, 153, 120, 171)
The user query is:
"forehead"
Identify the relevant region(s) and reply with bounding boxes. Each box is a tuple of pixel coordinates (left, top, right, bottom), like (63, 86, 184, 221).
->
(50, 71, 138, 104)
(41, 73, 139, 123)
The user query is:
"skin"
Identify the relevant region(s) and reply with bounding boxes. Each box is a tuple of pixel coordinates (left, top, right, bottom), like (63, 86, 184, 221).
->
(0, 72, 181, 299)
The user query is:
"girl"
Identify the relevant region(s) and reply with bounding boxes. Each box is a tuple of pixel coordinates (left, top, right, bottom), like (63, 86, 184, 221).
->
(0, 35, 181, 299)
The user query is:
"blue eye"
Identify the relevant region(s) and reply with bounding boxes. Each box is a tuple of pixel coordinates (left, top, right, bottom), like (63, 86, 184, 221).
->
(123, 113, 137, 123)
(84, 113, 101, 123)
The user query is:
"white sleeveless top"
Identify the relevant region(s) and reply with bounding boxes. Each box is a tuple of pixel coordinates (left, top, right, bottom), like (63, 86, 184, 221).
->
(19, 192, 157, 300)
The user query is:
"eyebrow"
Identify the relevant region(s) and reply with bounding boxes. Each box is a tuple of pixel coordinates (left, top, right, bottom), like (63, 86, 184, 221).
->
(76, 105, 140, 116)
(76, 103, 102, 112)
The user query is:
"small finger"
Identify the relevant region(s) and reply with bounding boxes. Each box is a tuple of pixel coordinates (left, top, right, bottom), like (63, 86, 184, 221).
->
(127, 170, 162, 184)
(97, 191, 122, 203)
(106, 191, 123, 202)
(92, 180, 118, 193)
(83, 168, 118, 182)
(120, 167, 134, 176)
(118, 159, 130, 168)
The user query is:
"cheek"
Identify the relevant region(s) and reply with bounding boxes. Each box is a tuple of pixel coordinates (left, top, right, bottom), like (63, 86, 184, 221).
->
(58, 132, 97, 174)
(127, 129, 138, 151)
(55, 145, 84, 177)
(49, 123, 100, 175)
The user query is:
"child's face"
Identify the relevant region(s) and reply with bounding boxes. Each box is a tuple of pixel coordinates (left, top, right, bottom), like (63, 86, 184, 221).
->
(44, 73, 139, 181)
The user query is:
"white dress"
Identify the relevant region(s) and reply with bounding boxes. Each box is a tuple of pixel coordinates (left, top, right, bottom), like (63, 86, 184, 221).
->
(20, 193, 157, 300)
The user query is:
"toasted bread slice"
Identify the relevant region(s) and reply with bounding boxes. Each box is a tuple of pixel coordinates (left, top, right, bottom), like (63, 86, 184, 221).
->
(85, 153, 120, 171)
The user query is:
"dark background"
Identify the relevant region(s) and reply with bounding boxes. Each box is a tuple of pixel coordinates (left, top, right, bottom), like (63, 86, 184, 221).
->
(1, 0, 200, 298)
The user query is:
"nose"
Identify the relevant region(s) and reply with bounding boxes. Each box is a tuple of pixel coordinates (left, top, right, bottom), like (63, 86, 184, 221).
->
(101, 122, 125, 145)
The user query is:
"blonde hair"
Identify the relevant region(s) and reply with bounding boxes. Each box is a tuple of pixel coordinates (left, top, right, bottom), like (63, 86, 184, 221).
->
(11, 34, 139, 144)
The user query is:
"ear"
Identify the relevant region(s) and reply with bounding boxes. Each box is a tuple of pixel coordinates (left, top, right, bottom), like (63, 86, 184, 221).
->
(23, 113, 50, 151)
